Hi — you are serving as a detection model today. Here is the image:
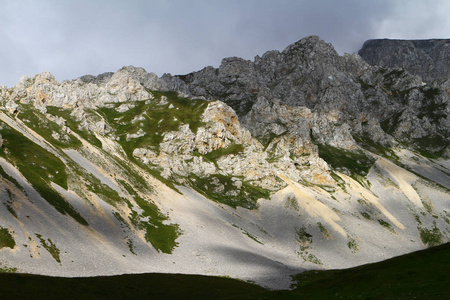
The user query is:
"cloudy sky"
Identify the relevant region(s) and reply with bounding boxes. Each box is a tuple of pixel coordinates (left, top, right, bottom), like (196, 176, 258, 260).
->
(1, 0, 449, 87)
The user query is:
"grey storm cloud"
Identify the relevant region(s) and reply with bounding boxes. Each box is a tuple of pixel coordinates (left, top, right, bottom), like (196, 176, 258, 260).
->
(0, 0, 449, 87)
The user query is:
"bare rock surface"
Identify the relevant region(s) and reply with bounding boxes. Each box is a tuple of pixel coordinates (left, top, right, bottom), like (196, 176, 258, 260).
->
(359, 39, 450, 82)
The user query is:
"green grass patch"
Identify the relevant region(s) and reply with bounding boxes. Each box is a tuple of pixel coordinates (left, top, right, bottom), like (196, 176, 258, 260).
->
(3, 198, 17, 218)
(380, 111, 404, 135)
(244, 231, 263, 245)
(284, 195, 300, 211)
(296, 227, 312, 251)
(413, 135, 449, 158)
(418, 223, 444, 247)
(0, 227, 15, 249)
(128, 194, 180, 254)
(317, 143, 375, 185)
(187, 174, 269, 209)
(2, 243, 449, 299)
(0, 123, 88, 226)
(82, 173, 123, 207)
(46, 106, 102, 148)
(0, 164, 23, 192)
(317, 222, 332, 239)
(97, 91, 207, 155)
(35, 234, 61, 264)
(347, 237, 358, 253)
(354, 134, 399, 161)
(300, 253, 322, 265)
(203, 144, 244, 163)
(17, 105, 81, 149)
(96, 92, 208, 192)
(378, 219, 397, 234)
(0, 264, 17, 273)
(277, 242, 450, 299)
(126, 238, 136, 255)
(361, 212, 371, 220)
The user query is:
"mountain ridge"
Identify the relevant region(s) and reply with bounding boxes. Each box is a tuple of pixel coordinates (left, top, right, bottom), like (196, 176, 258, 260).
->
(0, 35, 449, 289)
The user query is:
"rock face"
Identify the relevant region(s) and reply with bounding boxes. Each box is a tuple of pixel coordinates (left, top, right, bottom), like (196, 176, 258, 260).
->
(0, 36, 449, 289)
(159, 36, 449, 158)
(358, 39, 450, 82)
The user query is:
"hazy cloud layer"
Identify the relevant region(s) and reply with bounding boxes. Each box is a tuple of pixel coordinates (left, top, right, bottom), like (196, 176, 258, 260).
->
(0, 0, 448, 87)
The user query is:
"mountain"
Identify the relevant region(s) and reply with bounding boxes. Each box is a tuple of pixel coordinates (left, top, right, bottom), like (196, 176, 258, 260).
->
(0, 36, 449, 289)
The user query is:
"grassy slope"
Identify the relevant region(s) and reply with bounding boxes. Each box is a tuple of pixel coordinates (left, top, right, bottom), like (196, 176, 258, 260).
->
(0, 122, 88, 225)
(0, 243, 448, 299)
(0, 273, 266, 300)
(267, 242, 450, 300)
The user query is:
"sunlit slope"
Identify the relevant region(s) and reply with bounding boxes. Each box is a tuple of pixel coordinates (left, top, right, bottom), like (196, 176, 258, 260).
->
(0, 87, 448, 289)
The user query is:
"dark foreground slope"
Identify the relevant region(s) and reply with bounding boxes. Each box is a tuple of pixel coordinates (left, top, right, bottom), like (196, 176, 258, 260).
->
(1, 243, 448, 300)
(0, 272, 266, 300)
(267, 241, 450, 300)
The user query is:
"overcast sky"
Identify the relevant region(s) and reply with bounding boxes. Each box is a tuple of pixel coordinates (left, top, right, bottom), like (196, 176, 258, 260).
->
(1, 0, 449, 87)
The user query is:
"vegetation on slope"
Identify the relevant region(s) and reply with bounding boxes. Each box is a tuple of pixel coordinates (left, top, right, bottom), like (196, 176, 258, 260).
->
(17, 104, 82, 149)
(94, 91, 208, 189)
(317, 143, 375, 186)
(97, 90, 207, 155)
(126, 189, 181, 254)
(0, 227, 15, 249)
(45, 106, 102, 148)
(187, 174, 270, 209)
(0, 122, 88, 225)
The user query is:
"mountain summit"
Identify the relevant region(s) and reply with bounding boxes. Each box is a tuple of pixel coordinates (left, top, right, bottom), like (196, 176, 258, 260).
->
(0, 36, 449, 288)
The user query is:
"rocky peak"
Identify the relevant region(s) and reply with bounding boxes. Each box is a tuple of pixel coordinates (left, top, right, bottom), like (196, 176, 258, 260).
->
(155, 36, 449, 158)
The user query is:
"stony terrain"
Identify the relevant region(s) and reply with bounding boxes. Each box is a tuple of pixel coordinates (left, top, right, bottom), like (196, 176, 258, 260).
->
(0, 36, 449, 289)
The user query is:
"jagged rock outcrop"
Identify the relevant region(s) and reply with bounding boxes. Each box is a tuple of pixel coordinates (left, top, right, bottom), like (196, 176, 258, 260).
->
(358, 39, 450, 82)
(156, 36, 449, 158)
